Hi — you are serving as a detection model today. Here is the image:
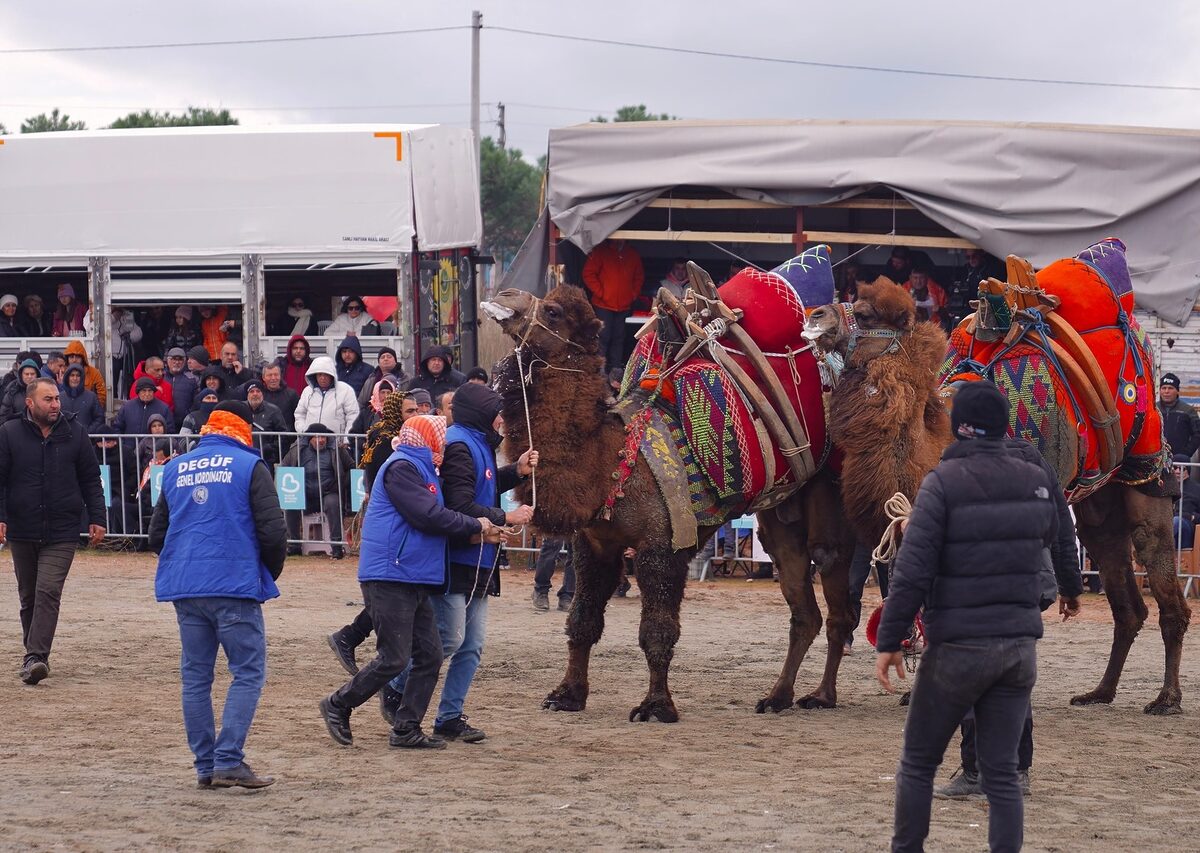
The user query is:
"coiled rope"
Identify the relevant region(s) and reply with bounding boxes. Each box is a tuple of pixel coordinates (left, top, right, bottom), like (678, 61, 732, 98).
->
(871, 492, 913, 567)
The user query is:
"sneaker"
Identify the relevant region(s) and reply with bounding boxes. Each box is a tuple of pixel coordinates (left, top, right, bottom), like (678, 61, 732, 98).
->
(557, 596, 572, 612)
(615, 579, 631, 598)
(532, 589, 550, 611)
(20, 659, 49, 685)
(197, 775, 214, 789)
(211, 762, 275, 789)
(1019, 769, 1031, 798)
(331, 545, 346, 560)
(326, 629, 359, 675)
(389, 724, 447, 749)
(934, 767, 982, 800)
(433, 715, 487, 744)
(379, 684, 403, 726)
(319, 695, 353, 746)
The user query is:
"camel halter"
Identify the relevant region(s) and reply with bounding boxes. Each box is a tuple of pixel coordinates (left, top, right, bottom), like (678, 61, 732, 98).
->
(837, 302, 904, 357)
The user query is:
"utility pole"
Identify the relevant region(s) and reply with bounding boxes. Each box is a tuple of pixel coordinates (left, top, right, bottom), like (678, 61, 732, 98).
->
(497, 102, 506, 149)
(471, 10, 482, 178)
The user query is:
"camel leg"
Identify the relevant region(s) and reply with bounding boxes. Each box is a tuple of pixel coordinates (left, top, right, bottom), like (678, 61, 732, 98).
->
(543, 530, 623, 713)
(629, 544, 688, 722)
(754, 507, 819, 713)
(802, 536, 854, 709)
(1071, 489, 1146, 707)
(1126, 489, 1191, 715)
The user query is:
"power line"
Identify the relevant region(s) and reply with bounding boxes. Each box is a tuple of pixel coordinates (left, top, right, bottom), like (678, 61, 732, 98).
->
(489, 25, 1200, 94)
(0, 25, 467, 55)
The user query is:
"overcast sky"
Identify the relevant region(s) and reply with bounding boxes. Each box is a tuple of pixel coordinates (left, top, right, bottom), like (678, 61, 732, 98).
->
(2, 0, 1199, 158)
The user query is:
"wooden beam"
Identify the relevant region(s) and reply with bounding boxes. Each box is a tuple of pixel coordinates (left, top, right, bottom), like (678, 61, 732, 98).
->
(610, 228, 974, 250)
(818, 199, 915, 210)
(803, 230, 975, 250)
(645, 198, 787, 210)
(609, 229, 796, 244)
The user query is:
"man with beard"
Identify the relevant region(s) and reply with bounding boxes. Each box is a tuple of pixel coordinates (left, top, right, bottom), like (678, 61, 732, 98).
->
(0, 378, 106, 684)
(275, 335, 312, 397)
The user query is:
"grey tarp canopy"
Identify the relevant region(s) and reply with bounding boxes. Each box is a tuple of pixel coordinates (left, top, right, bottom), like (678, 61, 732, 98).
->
(510, 118, 1200, 325)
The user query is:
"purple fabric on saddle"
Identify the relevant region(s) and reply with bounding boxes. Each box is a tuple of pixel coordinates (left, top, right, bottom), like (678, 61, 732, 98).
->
(770, 244, 835, 308)
(1076, 237, 1132, 297)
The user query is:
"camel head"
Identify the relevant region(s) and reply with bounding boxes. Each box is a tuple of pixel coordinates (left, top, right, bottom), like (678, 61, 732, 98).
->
(481, 285, 603, 362)
(803, 277, 915, 362)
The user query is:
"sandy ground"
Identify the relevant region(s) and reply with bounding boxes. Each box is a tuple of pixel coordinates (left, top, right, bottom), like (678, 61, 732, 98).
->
(0, 551, 1197, 852)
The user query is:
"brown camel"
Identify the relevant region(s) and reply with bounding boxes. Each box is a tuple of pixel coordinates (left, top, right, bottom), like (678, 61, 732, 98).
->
(805, 278, 1191, 714)
(481, 285, 855, 721)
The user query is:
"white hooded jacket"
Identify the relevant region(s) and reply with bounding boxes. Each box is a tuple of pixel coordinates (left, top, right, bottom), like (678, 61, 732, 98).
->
(294, 356, 360, 435)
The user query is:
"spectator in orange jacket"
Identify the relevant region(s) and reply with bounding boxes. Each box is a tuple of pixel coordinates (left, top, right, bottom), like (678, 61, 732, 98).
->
(582, 239, 644, 372)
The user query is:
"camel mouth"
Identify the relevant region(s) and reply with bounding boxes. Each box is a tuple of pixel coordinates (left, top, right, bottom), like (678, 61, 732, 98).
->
(480, 301, 515, 322)
(801, 314, 831, 344)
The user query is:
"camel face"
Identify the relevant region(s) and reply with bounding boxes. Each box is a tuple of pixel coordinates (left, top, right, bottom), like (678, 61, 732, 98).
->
(481, 288, 537, 338)
(802, 304, 847, 354)
(482, 285, 603, 359)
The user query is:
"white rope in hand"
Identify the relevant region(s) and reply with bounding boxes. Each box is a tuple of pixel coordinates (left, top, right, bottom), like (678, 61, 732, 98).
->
(871, 492, 913, 567)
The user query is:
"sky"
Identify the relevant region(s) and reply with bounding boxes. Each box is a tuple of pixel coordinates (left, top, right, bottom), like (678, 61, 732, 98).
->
(2, 1, 1200, 159)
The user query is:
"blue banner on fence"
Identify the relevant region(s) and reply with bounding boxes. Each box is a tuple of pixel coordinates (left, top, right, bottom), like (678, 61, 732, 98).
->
(275, 466, 306, 510)
(731, 515, 755, 530)
(99, 465, 111, 507)
(350, 469, 365, 512)
(149, 464, 164, 505)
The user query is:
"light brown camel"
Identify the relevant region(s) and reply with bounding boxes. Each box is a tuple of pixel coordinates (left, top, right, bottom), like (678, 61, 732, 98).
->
(805, 278, 1191, 714)
(481, 285, 855, 721)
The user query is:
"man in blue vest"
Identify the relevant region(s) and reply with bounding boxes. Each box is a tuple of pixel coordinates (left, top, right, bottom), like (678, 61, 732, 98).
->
(379, 383, 537, 741)
(318, 414, 507, 749)
(149, 401, 287, 789)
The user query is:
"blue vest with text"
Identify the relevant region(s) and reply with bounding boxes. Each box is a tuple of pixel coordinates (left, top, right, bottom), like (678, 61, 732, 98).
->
(154, 434, 280, 603)
(357, 445, 449, 587)
(445, 424, 499, 571)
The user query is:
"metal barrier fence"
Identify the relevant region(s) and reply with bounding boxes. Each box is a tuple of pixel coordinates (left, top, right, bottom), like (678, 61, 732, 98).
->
(87, 430, 366, 552)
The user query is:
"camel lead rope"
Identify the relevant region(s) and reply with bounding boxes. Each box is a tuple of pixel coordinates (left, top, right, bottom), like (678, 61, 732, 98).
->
(514, 345, 537, 509)
(871, 492, 912, 567)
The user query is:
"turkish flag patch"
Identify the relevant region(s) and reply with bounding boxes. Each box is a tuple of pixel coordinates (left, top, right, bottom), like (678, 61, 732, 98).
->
(485, 468, 494, 480)
(427, 483, 437, 494)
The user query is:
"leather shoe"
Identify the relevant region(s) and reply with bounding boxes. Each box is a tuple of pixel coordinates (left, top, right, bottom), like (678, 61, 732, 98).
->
(211, 762, 274, 789)
(197, 775, 214, 789)
(389, 724, 446, 749)
(326, 630, 359, 675)
(557, 596, 572, 612)
(319, 695, 353, 746)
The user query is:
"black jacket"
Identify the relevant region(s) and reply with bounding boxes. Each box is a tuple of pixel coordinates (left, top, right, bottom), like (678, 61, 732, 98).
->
(262, 384, 300, 431)
(1004, 438, 1083, 598)
(0, 411, 106, 542)
(876, 438, 1058, 652)
(1159, 399, 1200, 460)
(405, 345, 466, 400)
(1177, 475, 1200, 525)
(334, 336, 375, 397)
(60, 366, 105, 434)
(247, 401, 289, 467)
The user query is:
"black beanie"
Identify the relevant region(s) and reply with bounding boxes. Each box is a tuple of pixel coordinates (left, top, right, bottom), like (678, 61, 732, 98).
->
(451, 380, 503, 432)
(213, 400, 253, 425)
(187, 345, 211, 365)
(951, 380, 1009, 440)
(305, 423, 334, 435)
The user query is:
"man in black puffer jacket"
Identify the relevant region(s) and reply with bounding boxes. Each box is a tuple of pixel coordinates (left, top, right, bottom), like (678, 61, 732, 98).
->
(876, 381, 1059, 853)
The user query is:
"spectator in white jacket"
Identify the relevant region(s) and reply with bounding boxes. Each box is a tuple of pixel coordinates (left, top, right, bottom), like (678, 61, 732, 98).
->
(295, 356, 359, 436)
(324, 295, 381, 340)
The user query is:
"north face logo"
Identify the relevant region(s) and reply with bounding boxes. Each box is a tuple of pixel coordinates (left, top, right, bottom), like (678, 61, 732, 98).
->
(1034, 486, 1050, 499)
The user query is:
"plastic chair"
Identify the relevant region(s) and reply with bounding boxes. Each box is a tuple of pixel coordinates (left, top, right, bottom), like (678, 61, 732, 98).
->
(301, 511, 330, 555)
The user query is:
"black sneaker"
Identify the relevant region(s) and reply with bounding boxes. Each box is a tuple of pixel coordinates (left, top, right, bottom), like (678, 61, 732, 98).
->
(389, 724, 447, 749)
(615, 579, 631, 598)
(433, 715, 487, 744)
(379, 684, 404, 725)
(211, 762, 275, 789)
(326, 630, 359, 675)
(319, 695, 353, 746)
(331, 545, 346, 560)
(934, 767, 982, 800)
(20, 659, 48, 685)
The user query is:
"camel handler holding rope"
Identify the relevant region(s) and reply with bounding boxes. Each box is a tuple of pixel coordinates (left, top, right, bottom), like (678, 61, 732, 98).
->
(874, 381, 1061, 853)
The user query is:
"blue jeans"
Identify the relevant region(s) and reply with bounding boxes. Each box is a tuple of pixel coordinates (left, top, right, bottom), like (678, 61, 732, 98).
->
(173, 597, 267, 779)
(389, 593, 489, 725)
(893, 637, 1037, 853)
(1173, 516, 1195, 549)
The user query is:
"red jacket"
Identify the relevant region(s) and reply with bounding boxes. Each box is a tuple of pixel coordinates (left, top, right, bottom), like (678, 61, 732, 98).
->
(582, 241, 645, 312)
(129, 361, 175, 412)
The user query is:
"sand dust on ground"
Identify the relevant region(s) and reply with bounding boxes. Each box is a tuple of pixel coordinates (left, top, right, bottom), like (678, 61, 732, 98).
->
(1, 552, 1197, 852)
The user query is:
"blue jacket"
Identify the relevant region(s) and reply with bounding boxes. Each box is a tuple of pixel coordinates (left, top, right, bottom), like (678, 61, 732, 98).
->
(358, 445, 481, 586)
(446, 424, 498, 571)
(153, 434, 281, 603)
(335, 336, 375, 397)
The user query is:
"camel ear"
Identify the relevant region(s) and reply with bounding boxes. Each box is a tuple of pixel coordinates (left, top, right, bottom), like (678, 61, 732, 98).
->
(584, 316, 603, 343)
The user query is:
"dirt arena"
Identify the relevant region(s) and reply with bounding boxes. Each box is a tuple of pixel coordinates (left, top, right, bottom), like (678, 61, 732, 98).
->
(1, 552, 1197, 852)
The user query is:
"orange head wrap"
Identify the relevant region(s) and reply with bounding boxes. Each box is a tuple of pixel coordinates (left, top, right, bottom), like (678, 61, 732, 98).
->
(199, 409, 253, 447)
(394, 414, 447, 466)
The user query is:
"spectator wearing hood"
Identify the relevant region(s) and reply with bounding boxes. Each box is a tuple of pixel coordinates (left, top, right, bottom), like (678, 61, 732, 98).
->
(0, 360, 43, 425)
(60, 364, 105, 433)
(163, 306, 201, 355)
(52, 284, 88, 337)
(281, 423, 355, 560)
(136, 414, 175, 470)
(326, 295, 381, 339)
(129, 356, 175, 414)
(180, 388, 222, 443)
(0, 294, 22, 337)
(357, 346, 407, 409)
(2, 350, 41, 394)
(352, 375, 398, 435)
(114, 377, 176, 436)
(295, 356, 359, 436)
(163, 348, 198, 427)
(243, 379, 289, 468)
(18, 294, 53, 337)
(194, 366, 230, 407)
(197, 305, 235, 361)
(378, 382, 537, 740)
(404, 345, 465, 401)
(275, 334, 312, 397)
(63, 339, 107, 409)
(259, 363, 299, 431)
(334, 336, 374, 397)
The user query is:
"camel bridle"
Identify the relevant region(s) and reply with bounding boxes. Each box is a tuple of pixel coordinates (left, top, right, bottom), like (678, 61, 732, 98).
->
(837, 301, 904, 357)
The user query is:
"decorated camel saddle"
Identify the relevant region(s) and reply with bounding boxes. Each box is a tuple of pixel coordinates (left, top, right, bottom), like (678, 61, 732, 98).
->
(617, 247, 834, 541)
(941, 237, 1168, 501)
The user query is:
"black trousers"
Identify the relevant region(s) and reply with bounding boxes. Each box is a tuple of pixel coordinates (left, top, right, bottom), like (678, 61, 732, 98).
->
(961, 705, 1034, 773)
(331, 581, 443, 729)
(10, 541, 78, 663)
(893, 637, 1036, 853)
(533, 537, 575, 600)
(595, 307, 630, 372)
(848, 540, 889, 640)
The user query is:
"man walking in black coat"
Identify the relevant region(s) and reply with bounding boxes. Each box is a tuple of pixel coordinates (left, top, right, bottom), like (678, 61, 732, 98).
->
(0, 378, 106, 684)
(876, 381, 1059, 853)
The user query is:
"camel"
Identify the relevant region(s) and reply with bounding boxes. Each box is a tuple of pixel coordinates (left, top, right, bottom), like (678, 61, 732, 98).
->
(804, 277, 1191, 714)
(481, 284, 855, 722)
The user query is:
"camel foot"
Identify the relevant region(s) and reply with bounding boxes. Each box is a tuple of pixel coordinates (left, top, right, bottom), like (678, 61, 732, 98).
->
(1070, 688, 1116, 707)
(1143, 690, 1183, 716)
(755, 691, 794, 714)
(542, 682, 587, 713)
(629, 695, 679, 723)
(796, 690, 837, 710)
